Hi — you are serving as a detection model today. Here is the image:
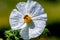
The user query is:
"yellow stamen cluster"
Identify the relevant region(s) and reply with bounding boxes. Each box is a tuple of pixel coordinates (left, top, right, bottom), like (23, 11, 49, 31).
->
(24, 15, 32, 24)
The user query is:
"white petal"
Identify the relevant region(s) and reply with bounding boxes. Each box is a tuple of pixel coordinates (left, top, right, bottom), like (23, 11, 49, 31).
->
(20, 27, 29, 39)
(20, 21, 35, 39)
(27, 1, 44, 17)
(32, 8, 45, 17)
(29, 1, 37, 16)
(29, 20, 46, 39)
(9, 9, 24, 30)
(24, 1, 37, 15)
(32, 14, 47, 21)
(24, 1, 34, 14)
(19, 23, 27, 29)
(16, 2, 26, 14)
(20, 20, 46, 39)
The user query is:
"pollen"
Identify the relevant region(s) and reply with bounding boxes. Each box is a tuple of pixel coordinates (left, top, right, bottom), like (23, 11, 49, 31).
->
(24, 15, 32, 24)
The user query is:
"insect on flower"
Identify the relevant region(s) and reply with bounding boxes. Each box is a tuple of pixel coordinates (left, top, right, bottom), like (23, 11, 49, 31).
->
(9, 0, 47, 40)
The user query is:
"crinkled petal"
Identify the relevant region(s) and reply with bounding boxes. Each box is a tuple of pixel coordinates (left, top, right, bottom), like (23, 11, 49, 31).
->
(20, 21, 35, 39)
(23, 1, 38, 15)
(32, 14, 47, 21)
(16, 2, 26, 14)
(20, 27, 29, 40)
(20, 20, 46, 39)
(32, 8, 44, 17)
(9, 9, 24, 30)
(29, 20, 46, 39)
(25, 1, 45, 19)
(24, 1, 34, 14)
(27, 1, 44, 17)
(32, 7, 45, 17)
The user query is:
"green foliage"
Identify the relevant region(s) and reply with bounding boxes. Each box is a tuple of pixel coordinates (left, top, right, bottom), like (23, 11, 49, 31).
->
(5, 30, 20, 40)
(0, 38, 3, 40)
(42, 28, 49, 36)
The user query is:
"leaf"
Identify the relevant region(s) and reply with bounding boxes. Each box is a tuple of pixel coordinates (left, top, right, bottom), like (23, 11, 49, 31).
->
(5, 29, 20, 40)
(42, 28, 49, 36)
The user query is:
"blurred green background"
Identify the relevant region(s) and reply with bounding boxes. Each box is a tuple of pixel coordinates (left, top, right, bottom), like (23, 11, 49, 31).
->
(0, 0, 60, 40)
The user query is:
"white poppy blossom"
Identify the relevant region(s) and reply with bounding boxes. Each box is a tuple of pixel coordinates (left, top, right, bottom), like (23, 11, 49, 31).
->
(9, 0, 47, 40)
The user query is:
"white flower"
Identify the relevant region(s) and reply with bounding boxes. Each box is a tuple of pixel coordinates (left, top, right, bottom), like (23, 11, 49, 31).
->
(9, 0, 47, 40)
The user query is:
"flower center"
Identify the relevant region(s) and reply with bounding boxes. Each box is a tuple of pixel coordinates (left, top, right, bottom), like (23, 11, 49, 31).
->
(24, 15, 32, 24)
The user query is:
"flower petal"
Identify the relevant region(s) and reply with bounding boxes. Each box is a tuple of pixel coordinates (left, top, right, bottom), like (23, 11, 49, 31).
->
(20, 20, 46, 39)
(32, 14, 47, 21)
(9, 9, 24, 30)
(20, 21, 35, 39)
(29, 20, 46, 39)
(27, 1, 44, 17)
(32, 8, 45, 17)
(24, 1, 34, 14)
(20, 27, 29, 40)
(16, 2, 26, 14)
(23, 1, 38, 15)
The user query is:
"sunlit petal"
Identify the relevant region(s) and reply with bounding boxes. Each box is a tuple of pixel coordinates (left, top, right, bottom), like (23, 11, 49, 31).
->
(29, 20, 46, 39)
(9, 9, 24, 30)
(16, 2, 26, 14)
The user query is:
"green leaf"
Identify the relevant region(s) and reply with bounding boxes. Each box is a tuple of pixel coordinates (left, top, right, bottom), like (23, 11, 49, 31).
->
(42, 28, 49, 36)
(5, 29, 20, 40)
